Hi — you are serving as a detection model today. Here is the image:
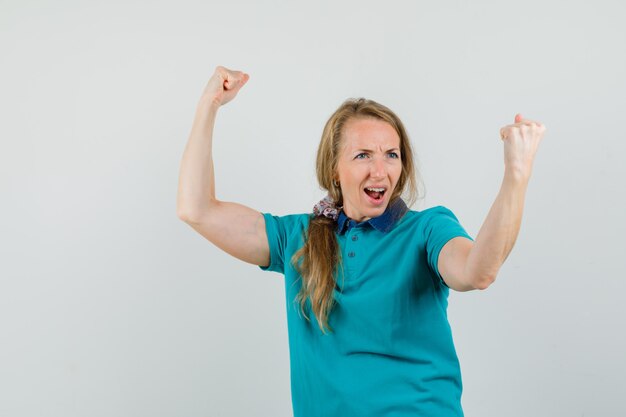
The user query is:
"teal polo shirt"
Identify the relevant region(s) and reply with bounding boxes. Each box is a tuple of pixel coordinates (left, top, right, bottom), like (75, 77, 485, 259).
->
(260, 198, 475, 417)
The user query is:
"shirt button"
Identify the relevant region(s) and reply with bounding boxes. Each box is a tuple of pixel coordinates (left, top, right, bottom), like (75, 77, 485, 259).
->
(348, 251, 355, 258)
(351, 235, 358, 241)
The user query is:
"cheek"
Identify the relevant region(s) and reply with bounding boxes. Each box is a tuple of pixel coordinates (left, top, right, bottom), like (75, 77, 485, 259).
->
(391, 162, 403, 178)
(391, 166, 403, 187)
(342, 165, 366, 182)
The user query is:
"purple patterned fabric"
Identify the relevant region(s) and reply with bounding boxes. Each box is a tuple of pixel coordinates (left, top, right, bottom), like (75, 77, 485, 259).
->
(313, 195, 341, 221)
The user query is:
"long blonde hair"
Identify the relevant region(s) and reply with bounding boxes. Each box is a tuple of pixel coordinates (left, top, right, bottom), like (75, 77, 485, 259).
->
(291, 98, 422, 334)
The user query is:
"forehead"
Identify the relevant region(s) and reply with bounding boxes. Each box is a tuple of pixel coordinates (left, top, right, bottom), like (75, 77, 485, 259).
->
(341, 117, 400, 151)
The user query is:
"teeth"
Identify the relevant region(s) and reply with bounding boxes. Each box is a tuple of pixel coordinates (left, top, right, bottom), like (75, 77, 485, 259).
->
(366, 187, 385, 192)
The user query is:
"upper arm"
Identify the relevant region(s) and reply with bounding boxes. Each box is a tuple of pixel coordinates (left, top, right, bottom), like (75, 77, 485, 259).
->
(438, 236, 479, 292)
(179, 200, 270, 267)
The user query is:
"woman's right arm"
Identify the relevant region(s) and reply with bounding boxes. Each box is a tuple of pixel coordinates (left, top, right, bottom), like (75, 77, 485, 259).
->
(176, 66, 270, 267)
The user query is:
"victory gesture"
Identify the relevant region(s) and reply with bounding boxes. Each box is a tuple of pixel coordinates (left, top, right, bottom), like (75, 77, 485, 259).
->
(201, 66, 250, 107)
(178, 65, 550, 414)
(499, 113, 546, 179)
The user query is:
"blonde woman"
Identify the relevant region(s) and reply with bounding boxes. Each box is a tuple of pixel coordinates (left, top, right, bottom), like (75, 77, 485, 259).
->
(177, 66, 546, 417)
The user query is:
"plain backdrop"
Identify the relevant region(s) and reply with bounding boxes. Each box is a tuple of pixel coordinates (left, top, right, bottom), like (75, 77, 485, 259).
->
(1, 1, 625, 416)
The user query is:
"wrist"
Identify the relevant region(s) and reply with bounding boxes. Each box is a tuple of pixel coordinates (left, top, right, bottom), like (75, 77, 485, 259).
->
(197, 95, 221, 114)
(503, 168, 531, 188)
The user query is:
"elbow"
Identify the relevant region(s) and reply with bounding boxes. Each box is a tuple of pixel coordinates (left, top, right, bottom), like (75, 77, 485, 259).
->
(176, 200, 215, 223)
(177, 206, 193, 222)
(176, 205, 214, 225)
(474, 274, 496, 291)
(177, 200, 220, 224)
(177, 207, 202, 223)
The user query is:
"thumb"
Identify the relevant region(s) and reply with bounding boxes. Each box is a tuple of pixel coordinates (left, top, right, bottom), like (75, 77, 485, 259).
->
(224, 72, 249, 91)
(515, 113, 523, 124)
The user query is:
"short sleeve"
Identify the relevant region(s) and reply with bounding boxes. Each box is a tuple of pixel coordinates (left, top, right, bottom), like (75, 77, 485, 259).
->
(423, 206, 475, 287)
(259, 212, 308, 275)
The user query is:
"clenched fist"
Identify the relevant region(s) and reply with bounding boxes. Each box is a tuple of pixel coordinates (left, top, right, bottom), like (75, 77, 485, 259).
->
(499, 113, 546, 179)
(201, 66, 250, 107)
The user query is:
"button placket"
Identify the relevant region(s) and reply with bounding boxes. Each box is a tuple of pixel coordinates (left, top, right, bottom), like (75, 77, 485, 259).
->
(343, 223, 364, 281)
(346, 229, 359, 261)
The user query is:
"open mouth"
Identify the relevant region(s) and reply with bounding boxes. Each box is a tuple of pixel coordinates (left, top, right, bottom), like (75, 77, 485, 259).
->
(364, 187, 386, 202)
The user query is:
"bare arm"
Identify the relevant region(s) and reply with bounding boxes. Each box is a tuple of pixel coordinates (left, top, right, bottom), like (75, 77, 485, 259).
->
(439, 171, 528, 292)
(439, 113, 546, 291)
(176, 67, 270, 267)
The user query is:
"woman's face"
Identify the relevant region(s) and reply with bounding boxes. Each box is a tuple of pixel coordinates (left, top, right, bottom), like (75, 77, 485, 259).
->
(335, 117, 403, 222)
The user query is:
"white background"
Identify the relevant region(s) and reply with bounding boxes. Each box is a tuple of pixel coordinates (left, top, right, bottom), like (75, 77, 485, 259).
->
(1, 0, 625, 416)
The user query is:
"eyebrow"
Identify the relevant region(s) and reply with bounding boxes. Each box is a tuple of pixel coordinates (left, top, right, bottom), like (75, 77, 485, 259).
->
(354, 148, 400, 153)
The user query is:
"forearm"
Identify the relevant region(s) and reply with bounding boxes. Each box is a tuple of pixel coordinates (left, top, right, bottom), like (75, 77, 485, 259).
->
(176, 96, 220, 220)
(466, 170, 530, 288)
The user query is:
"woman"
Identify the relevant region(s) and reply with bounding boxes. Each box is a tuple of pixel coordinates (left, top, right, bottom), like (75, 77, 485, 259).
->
(177, 66, 546, 417)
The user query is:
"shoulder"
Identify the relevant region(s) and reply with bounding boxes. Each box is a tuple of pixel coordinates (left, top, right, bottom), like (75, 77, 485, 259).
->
(419, 205, 458, 217)
(261, 212, 311, 223)
(392, 206, 467, 243)
(261, 212, 312, 237)
(398, 205, 458, 226)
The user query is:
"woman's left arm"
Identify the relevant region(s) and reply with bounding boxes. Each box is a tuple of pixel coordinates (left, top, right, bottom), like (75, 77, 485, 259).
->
(439, 114, 546, 291)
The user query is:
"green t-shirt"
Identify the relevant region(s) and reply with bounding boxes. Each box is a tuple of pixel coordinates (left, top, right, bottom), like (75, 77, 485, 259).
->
(260, 198, 474, 417)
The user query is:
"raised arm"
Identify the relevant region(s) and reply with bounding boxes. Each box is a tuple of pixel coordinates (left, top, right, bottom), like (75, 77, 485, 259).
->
(176, 66, 270, 267)
(438, 113, 546, 291)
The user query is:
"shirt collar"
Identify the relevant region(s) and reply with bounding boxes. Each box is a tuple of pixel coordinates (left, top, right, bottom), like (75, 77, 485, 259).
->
(336, 198, 408, 235)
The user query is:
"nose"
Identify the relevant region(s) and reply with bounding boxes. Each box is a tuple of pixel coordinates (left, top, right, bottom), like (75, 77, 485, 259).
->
(370, 156, 387, 179)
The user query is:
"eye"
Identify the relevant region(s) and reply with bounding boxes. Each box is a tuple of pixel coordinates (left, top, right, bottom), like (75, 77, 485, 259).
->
(387, 152, 399, 159)
(355, 153, 369, 159)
